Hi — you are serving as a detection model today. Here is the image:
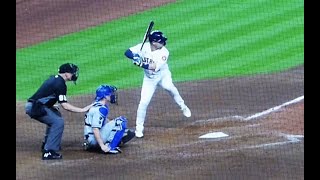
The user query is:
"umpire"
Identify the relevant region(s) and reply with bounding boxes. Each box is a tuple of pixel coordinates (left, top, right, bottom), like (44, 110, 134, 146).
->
(25, 63, 93, 160)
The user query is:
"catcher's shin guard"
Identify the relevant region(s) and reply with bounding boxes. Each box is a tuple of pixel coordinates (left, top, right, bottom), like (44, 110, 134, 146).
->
(107, 117, 127, 150)
(108, 130, 125, 149)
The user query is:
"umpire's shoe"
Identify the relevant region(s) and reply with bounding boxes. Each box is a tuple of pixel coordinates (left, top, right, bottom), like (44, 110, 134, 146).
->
(42, 150, 62, 160)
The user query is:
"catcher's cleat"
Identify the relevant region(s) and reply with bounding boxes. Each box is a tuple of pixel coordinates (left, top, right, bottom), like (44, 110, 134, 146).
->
(181, 105, 191, 118)
(115, 147, 122, 153)
(82, 141, 90, 151)
(106, 147, 122, 154)
(119, 129, 136, 146)
(42, 150, 62, 160)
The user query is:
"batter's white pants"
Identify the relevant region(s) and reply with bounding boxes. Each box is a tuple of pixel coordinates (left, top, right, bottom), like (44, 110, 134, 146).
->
(136, 70, 186, 134)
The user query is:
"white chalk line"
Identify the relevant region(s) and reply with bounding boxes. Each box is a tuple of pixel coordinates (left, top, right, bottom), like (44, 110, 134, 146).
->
(244, 95, 304, 120)
(192, 95, 304, 125)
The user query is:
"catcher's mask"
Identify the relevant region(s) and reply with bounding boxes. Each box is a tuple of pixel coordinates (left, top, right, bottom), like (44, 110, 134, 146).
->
(95, 85, 118, 104)
(58, 63, 79, 84)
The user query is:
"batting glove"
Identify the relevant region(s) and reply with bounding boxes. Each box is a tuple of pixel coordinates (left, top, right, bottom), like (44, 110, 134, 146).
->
(132, 53, 142, 66)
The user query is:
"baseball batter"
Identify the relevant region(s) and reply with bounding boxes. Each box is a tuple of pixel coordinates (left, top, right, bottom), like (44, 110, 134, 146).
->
(124, 30, 191, 138)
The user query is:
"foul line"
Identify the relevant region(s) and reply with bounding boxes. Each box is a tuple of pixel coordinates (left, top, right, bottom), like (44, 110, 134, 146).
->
(244, 95, 304, 121)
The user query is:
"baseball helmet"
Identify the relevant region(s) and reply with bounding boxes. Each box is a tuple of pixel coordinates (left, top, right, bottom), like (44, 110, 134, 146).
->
(148, 30, 167, 45)
(95, 84, 118, 104)
(58, 63, 79, 83)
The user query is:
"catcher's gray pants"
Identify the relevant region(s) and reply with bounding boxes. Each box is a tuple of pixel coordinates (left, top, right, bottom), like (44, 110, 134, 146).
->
(25, 102, 64, 152)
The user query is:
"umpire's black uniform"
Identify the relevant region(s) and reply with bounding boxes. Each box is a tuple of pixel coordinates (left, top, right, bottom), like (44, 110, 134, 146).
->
(25, 63, 79, 160)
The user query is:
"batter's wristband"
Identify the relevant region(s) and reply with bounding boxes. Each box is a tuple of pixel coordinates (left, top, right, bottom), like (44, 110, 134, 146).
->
(141, 63, 149, 69)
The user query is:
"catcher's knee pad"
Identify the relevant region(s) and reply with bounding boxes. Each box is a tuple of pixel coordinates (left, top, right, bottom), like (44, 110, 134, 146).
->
(107, 116, 127, 149)
(115, 116, 127, 129)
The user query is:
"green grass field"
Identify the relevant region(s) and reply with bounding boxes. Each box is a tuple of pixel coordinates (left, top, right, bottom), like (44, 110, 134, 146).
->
(16, 0, 304, 101)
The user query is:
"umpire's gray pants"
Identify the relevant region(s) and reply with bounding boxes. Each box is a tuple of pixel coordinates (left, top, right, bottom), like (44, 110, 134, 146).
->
(25, 102, 64, 152)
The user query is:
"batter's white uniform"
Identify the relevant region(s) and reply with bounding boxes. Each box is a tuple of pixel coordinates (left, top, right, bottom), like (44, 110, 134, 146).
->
(129, 42, 191, 137)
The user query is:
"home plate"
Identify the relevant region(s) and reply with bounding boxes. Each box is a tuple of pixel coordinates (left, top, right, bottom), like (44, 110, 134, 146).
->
(199, 132, 229, 139)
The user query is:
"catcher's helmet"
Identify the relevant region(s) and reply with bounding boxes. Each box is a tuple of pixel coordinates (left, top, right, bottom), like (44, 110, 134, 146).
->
(149, 30, 167, 45)
(58, 63, 79, 83)
(95, 84, 118, 104)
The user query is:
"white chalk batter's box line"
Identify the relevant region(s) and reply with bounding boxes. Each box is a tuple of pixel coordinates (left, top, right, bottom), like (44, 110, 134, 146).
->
(196, 95, 304, 135)
(192, 95, 304, 125)
(196, 96, 304, 152)
(244, 95, 304, 120)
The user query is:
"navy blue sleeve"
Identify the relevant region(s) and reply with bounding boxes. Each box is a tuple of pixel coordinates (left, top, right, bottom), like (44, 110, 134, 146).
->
(124, 49, 134, 59)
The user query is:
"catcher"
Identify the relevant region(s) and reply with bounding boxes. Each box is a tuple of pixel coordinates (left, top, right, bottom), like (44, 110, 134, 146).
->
(83, 84, 135, 154)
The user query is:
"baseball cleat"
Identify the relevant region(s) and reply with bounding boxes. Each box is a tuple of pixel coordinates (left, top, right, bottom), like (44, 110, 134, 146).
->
(115, 147, 122, 153)
(107, 147, 122, 154)
(42, 150, 62, 160)
(82, 141, 90, 151)
(119, 129, 136, 146)
(135, 131, 144, 138)
(181, 106, 191, 117)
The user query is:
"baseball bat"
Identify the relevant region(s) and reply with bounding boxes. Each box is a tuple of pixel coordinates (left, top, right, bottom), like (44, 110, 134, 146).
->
(140, 21, 154, 51)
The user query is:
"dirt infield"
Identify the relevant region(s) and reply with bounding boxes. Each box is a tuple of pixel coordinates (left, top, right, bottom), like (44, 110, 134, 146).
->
(16, 0, 304, 179)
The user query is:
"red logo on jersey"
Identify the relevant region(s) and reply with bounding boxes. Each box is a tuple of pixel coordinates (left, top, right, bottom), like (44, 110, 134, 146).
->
(162, 56, 167, 61)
